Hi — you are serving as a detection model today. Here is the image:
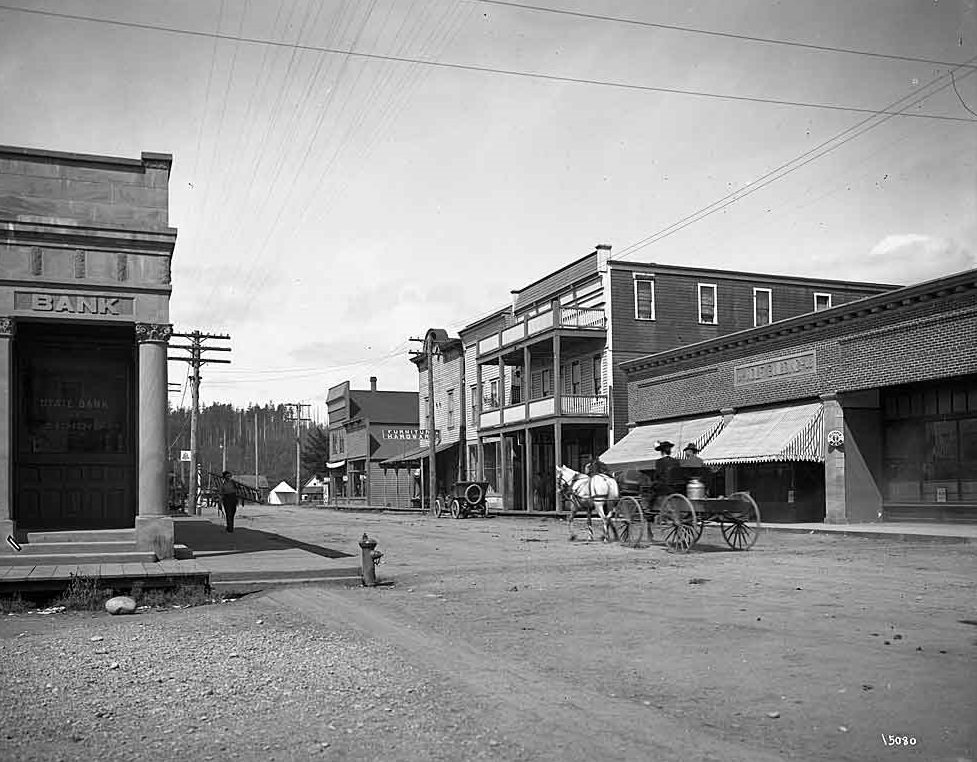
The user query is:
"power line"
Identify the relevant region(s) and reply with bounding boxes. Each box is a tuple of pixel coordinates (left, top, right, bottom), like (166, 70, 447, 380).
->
(616, 56, 977, 260)
(951, 70, 977, 118)
(477, 0, 977, 71)
(1, 3, 971, 122)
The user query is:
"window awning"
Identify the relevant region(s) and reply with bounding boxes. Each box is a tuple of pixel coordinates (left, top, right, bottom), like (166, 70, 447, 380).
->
(379, 441, 456, 469)
(599, 415, 724, 471)
(700, 402, 823, 465)
(326, 460, 346, 470)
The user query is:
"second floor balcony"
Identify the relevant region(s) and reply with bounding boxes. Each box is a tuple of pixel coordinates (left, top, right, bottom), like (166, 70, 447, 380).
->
(478, 393, 608, 429)
(477, 307, 606, 357)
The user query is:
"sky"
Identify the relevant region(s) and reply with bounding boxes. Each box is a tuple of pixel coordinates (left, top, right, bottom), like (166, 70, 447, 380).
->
(1, 0, 975, 415)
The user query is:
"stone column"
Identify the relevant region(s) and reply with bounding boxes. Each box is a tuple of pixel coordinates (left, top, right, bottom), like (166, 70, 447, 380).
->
(135, 323, 175, 559)
(821, 393, 847, 524)
(0, 318, 15, 553)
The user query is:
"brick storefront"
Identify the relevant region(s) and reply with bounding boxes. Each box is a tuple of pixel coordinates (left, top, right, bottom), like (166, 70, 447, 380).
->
(621, 269, 977, 524)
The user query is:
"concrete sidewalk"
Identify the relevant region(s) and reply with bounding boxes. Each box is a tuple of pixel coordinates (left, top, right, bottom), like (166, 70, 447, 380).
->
(174, 510, 364, 591)
(760, 520, 977, 543)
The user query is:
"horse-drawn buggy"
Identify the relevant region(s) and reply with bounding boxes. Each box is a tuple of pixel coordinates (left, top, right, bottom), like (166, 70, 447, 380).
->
(557, 447, 761, 552)
(431, 480, 491, 519)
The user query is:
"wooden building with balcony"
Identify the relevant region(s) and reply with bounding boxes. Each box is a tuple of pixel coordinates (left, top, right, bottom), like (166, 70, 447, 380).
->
(456, 244, 895, 512)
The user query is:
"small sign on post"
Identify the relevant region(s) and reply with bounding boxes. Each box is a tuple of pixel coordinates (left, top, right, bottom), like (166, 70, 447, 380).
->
(180, 450, 191, 462)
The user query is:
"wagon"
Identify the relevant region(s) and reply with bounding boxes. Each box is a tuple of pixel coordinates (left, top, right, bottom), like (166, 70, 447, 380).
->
(432, 481, 491, 519)
(609, 476, 762, 553)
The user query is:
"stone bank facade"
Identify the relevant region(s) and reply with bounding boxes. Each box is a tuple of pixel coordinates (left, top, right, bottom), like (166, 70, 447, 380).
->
(0, 146, 176, 556)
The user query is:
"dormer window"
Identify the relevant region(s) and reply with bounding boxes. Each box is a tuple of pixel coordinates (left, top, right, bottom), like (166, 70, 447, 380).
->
(753, 288, 772, 326)
(814, 292, 832, 311)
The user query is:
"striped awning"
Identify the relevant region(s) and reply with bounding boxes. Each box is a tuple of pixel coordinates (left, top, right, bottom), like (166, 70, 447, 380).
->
(599, 415, 725, 471)
(700, 403, 823, 466)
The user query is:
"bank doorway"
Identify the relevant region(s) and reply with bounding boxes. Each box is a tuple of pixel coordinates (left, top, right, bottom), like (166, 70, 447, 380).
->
(13, 321, 137, 531)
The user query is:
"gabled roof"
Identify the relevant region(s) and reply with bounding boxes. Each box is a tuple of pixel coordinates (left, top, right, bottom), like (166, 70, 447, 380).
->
(350, 390, 419, 424)
(271, 480, 296, 493)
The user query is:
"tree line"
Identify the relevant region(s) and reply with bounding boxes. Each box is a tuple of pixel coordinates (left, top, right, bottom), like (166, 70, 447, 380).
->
(167, 402, 330, 492)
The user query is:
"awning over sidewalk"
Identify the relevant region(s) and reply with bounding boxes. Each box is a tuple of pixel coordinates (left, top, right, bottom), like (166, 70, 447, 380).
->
(380, 441, 456, 469)
(700, 402, 823, 465)
(599, 415, 724, 471)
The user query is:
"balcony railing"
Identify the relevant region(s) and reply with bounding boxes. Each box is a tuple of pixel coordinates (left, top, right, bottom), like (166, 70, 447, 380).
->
(477, 308, 606, 357)
(561, 395, 608, 417)
(560, 307, 606, 329)
(477, 394, 608, 428)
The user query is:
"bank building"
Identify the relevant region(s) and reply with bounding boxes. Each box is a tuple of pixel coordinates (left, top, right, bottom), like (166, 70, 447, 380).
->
(0, 145, 177, 558)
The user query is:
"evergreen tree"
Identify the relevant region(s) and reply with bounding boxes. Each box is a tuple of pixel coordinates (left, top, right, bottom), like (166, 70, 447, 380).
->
(301, 425, 330, 478)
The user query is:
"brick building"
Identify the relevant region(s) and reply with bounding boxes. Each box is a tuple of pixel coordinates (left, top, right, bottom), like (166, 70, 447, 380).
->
(615, 268, 977, 524)
(431, 245, 894, 511)
(0, 145, 177, 557)
(325, 377, 418, 508)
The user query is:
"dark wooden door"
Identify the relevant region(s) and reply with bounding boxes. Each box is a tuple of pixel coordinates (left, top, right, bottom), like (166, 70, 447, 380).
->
(14, 322, 136, 531)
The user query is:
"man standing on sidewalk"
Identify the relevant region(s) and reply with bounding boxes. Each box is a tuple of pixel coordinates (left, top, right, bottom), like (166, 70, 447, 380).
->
(220, 471, 239, 532)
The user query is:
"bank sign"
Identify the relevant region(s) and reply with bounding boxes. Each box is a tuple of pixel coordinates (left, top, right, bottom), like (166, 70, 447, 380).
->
(734, 350, 816, 387)
(14, 291, 135, 316)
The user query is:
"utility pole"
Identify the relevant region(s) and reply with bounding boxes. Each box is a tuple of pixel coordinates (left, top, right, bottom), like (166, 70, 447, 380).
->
(221, 429, 227, 472)
(410, 334, 438, 514)
(170, 331, 231, 515)
(285, 402, 311, 504)
(254, 412, 259, 498)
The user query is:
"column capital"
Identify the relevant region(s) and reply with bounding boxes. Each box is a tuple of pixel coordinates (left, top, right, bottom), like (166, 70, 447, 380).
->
(135, 323, 172, 344)
(819, 392, 839, 402)
(0, 317, 14, 338)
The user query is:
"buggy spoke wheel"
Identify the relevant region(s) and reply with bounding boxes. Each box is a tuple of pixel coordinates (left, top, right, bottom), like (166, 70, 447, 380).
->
(659, 493, 698, 553)
(433, 497, 444, 519)
(722, 492, 762, 550)
(449, 498, 462, 519)
(615, 496, 647, 548)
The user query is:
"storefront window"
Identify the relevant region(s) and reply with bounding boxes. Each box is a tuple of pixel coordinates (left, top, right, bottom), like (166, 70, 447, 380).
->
(883, 378, 977, 504)
(348, 460, 366, 498)
(482, 441, 499, 491)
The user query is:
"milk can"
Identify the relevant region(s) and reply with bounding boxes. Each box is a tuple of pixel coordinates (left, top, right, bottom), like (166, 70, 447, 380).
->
(686, 477, 706, 500)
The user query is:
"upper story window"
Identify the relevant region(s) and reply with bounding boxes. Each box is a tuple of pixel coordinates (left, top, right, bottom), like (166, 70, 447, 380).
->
(542, 368, 552, 397)
(470, 384, 477, 423)
(698, 283, 718, 325)
(592, 355, 602, 396)
(447, 389, 455, 429)
(488, 379, 499, 409)
(753, 288, 772, 327)
(814, 292, 832, 311)
(570, 360, 581, 395)
(633, 275, 655, 320)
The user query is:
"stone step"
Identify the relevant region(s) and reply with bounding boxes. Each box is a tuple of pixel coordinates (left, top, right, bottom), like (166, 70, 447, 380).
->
(211, 576, 363, 594)
(16, 541, 139, 555)
(0, 551, 157, 566)
(27, 529, 136, 543)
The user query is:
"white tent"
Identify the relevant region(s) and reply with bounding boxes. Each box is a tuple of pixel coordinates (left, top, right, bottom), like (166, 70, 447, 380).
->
(268, 480, 298, 505)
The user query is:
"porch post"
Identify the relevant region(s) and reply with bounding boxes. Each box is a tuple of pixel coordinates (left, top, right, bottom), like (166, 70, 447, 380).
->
(135, 323, 175, 559)
(0, 318, 14, 551)
(553, 333, 562, 511)
(821, 392, 847, 524)
(525, 426, 534, 512)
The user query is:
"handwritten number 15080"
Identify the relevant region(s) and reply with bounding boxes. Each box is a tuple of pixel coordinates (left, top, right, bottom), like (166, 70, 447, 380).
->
(881, 734, 917, 746)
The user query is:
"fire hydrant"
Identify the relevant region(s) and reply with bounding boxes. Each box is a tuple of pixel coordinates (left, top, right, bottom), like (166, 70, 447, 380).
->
(359, 533, 383, 587)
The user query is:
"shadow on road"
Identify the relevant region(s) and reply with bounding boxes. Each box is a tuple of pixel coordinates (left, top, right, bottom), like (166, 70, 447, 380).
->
(175, 521, 354, 560)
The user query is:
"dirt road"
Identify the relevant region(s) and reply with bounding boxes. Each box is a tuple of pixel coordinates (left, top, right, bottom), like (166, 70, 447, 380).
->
(2, 509, 975, 761)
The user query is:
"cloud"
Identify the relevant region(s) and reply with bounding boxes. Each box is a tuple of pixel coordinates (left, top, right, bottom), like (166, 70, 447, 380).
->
(841, 234, 975, 285)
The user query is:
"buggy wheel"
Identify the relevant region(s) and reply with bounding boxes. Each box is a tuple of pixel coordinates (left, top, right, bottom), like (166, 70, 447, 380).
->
(449, 498, 462, 519)
(657, 493, 699, 553)
(722, 492, 761, 550)
(614, 496, 647, 548)
(433, 497, 445, 518)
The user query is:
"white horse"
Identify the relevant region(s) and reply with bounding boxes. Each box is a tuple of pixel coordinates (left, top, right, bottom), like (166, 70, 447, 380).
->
(557, 465, 619, 542)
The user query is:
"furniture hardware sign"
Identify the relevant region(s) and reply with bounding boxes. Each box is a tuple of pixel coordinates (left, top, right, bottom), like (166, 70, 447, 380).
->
(734, 351, 816, 386)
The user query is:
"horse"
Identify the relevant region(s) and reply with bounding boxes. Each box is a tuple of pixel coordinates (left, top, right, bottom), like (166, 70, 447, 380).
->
(557, 464, 619, 542)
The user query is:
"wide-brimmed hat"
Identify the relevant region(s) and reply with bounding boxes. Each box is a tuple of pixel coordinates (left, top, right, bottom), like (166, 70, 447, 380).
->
(654, 440, 674, 452)
(683, 443, 700, 453)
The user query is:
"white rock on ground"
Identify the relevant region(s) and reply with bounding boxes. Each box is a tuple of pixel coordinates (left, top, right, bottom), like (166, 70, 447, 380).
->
(104, 597, 137, 616)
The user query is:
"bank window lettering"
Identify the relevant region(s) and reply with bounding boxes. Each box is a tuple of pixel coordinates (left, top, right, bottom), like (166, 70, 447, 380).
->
(754, 288, 772, 327)
(698, 283, 717, 325)
(634, 276, 655, 320)
(814, 292, 832, 311)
